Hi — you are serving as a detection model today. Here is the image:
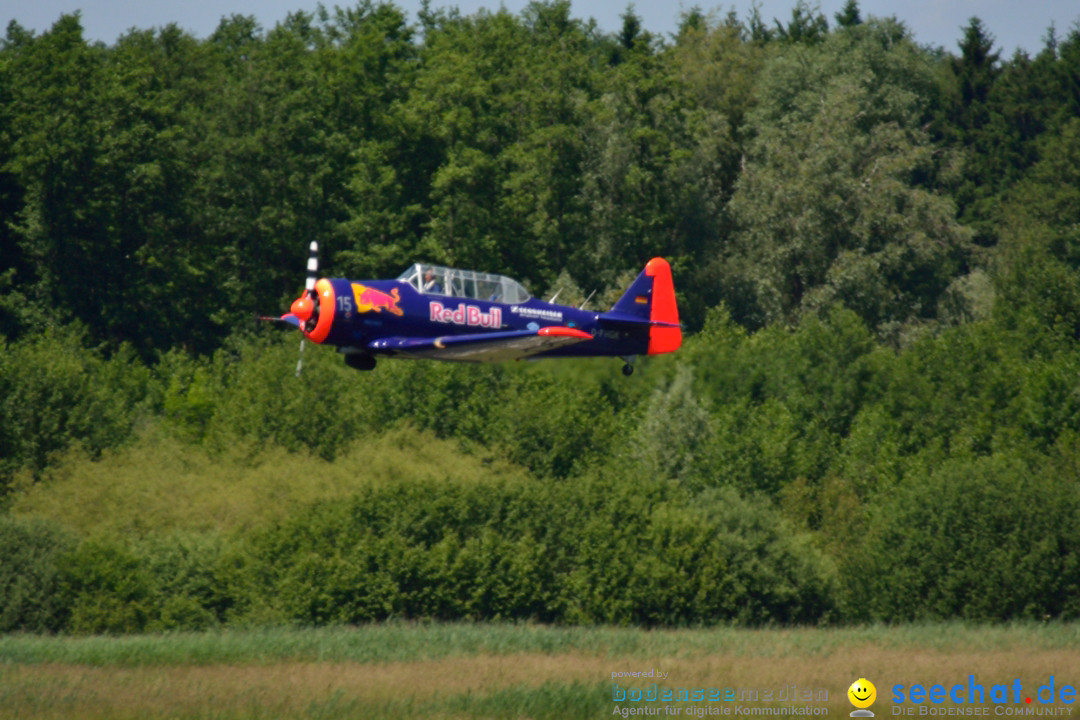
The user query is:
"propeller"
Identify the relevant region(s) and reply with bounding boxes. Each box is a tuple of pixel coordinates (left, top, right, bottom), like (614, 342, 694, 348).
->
(292, 241, 320, 376)
(257, 241, 320, 377)
(289, 241, 320, 327)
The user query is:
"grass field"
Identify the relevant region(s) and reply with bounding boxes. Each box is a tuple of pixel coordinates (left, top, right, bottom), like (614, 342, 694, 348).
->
(3, 623, 1080, 719)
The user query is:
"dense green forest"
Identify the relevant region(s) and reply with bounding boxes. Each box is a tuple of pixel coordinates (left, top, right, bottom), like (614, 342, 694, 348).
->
(3, 0, 1080, 632)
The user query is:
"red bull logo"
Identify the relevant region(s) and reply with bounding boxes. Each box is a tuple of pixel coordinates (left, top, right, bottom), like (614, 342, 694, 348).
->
(429, 302, 502, 329)
(352, 283, 403, 316)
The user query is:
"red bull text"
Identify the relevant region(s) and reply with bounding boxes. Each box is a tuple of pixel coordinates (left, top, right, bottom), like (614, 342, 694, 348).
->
(429, 302, 502, 328)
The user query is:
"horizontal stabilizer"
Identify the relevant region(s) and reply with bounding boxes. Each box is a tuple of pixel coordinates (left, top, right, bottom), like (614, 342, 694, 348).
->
(599, 311, 681, 328)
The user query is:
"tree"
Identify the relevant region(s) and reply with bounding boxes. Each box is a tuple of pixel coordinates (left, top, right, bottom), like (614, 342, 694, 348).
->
(834, 0, 862, 29)
(0, 23, 29, 340)
(746, 2, 773, 45)
(935, 17, 1001, 242)
(96, 24, 221, 355)
(773, 0, 829, 45)
(386, 4, 604, 290)
(725, 20, 971, 336)
(667, 18, 763, 323)
(5, 15, 110, 341)
(326, 2, 427, 279)
(992, 118, 1080, 341)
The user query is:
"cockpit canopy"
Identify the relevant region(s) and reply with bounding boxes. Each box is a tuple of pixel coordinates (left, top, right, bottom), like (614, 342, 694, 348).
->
(397, 263, 531, 304)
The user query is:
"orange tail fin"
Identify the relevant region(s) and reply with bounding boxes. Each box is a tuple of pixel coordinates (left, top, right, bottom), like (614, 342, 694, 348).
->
(608, 257, 682, 355)
(644, 258, 681, 355)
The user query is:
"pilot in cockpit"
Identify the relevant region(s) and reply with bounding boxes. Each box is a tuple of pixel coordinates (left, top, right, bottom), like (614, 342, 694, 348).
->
(423, 268, 441, 294)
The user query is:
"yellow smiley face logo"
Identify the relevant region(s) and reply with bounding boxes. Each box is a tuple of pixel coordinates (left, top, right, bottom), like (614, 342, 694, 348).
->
(848, 678, 876, 709)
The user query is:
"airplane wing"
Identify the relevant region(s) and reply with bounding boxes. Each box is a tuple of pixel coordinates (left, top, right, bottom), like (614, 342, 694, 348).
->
(366, 326, 593, 363)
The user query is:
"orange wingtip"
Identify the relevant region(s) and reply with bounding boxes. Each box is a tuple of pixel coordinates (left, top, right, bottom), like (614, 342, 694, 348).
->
(538, 326, 593, 340)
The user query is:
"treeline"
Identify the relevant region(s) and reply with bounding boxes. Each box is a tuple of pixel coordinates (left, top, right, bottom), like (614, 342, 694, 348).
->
(3, 0, 1078, 355)
(3, 0, 1080, 631)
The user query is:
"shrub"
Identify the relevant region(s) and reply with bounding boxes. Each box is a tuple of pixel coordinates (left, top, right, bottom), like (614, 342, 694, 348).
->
(250, 473, 838, 626)
(0, 326, 152, 495)
(854, 452, 1080, 621)
(0, 516, 74, 632)
(60, 540, 155, 634)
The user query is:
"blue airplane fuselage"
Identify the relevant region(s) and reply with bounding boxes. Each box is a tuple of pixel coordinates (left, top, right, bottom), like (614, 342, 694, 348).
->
(282, 257, 680, 371)
(314, 278, 650, 359)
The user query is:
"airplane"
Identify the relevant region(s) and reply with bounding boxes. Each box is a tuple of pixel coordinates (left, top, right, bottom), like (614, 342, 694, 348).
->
(268, 243, 681, 376)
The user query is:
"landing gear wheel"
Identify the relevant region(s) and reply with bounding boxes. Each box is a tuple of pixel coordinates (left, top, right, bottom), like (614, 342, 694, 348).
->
(622, 363, 634, 377)
(345, 353, 377, 371)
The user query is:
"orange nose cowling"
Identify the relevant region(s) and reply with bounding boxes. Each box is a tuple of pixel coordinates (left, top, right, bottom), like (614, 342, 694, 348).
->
(307, 279, 336, 343)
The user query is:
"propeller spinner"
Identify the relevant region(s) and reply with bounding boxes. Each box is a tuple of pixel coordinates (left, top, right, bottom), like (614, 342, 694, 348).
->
(291, 242, 319, 327)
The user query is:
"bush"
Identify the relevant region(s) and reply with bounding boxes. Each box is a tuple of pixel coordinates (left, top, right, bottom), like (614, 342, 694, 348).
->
(139, 532, 238, 631)
(0, 516, 74, 632)
(563, 482, 837, 625)
(0, 326, 153, 496)
(56, 532, 244, 634)
(250, 473, 838, 626)
(60, 540, 156, 634)
(854, 452, 1080, 621)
